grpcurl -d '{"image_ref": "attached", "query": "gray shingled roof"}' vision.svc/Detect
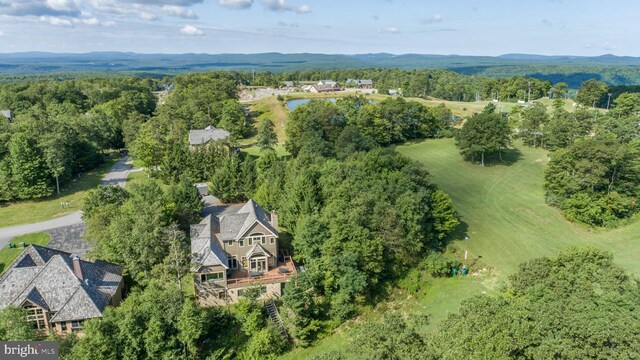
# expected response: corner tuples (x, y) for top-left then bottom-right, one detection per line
(188, 126), (230, 145)
(191, 215), (228, 270)
(0, 245), (123, 323)
(191, 199), (277, 270)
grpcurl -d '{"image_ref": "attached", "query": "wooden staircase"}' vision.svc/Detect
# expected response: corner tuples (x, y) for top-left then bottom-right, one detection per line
(265, 300), (288, 339)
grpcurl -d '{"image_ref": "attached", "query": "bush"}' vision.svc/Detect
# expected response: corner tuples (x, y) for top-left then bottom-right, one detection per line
(419, 252), (461, 277)
(397, 268), (423, 295)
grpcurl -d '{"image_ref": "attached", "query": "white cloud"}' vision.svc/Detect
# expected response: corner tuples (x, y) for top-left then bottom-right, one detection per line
(162, 5), (197, 18)
(218, 0), (253, 9)
(39, 15), (73, 26)
(0, 31), (3, 36)
(263, 0), (310, 14)
(180, 24), (203, 35)
(378, 27), (399, 34)
(422, 14), (443, 24)
(138, 11), (158, 21)
(46, 0), (81, 11)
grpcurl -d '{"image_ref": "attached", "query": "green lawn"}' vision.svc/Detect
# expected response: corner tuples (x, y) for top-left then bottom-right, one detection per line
(0, 232), (50, 274)
(0, 158), (117, 228)
(397, 138), (640, 278)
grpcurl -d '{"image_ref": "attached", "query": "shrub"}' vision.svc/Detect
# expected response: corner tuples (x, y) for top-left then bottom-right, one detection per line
(419, 252), (462, 277)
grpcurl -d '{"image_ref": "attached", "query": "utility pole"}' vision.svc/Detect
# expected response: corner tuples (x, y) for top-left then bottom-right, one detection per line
(607, 93), (612, 110)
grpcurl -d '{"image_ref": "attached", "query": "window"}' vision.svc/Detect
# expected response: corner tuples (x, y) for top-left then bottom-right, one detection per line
(270, 237), (275, 244)
(24, 304), (47, 330)
(224, 240), (233, 246)
(247, 234), (265, 247)
(239, 239), (244, 247)
(200, 272), (224, 282)
(237, 289), (244, 297)
(71, 320), (84, 333)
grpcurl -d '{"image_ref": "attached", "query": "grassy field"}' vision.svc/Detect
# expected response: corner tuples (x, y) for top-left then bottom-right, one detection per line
(397, 138), (640, 278)
(0, 232), (49, 273)
(0, 158), (117, 228)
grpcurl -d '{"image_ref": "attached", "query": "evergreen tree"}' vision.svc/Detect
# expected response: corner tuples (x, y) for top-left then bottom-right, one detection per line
(256, 117), (278, 151)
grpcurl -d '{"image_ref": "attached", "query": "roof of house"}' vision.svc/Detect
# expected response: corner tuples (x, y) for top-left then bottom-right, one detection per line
(346, 79), (373, 86)
(188, 126), (231, 145)
(191, 199), (278, 269)
(0, 245), (123, 322)
(1, 110), (11, 119)
(245, 243), (273, 259)
(191, 215), (229, 269)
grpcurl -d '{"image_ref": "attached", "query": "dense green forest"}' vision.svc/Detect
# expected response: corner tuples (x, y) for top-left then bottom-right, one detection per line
(0, 78), (157, 201)
(2, 52), (640, 88)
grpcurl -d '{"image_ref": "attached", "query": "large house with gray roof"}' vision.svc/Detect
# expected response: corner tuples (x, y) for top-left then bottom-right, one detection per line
(0, 245), (124, 336)
(188, 125), (231, 149)
(191, 199), (296, 306)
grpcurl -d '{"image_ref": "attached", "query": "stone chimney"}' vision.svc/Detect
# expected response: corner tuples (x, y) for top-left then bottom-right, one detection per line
(72, 256), (83, 281)
(271, 210), (279, 231)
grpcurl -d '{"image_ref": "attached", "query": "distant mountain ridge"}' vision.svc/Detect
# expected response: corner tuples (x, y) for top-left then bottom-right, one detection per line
(0, 52), (639, 87)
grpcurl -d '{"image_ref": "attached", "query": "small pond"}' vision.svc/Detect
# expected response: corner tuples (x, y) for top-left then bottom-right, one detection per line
(286, 98), (337, 111)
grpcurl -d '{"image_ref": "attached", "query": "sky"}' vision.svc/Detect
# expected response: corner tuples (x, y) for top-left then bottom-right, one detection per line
(0, 0), (638, 55)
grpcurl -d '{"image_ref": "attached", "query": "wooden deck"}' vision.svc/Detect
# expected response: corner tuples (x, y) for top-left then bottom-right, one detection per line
(226, 256), (297, 288)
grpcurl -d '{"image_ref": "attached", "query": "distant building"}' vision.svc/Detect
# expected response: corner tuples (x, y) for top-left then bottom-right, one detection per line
(0, 245), (124, 336)
(1, 110), (12, 122)
(191, 199), (296, 306)
(188, 125), (231, 149)
(310, 80), (341, 93)
(346, 79), (373, 89)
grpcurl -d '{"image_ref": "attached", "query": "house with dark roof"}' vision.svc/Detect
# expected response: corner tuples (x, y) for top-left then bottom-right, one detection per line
(191, 199), (296, 306)
(188, 125), (231, 149)
(346, 79), (374, 89)
(0, 245), (124, 336)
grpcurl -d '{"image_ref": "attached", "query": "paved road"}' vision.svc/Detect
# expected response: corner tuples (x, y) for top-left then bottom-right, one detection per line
(0, 156), (138, 246)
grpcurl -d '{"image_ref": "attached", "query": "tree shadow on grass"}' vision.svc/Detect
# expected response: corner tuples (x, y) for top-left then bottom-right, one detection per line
(439, 219), (470, 250)
(467, 147), (523, 167)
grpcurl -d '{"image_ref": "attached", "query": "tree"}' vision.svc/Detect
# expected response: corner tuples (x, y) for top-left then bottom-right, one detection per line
(132, 121), (165, 175)
(550, 82), (568, 98)
(82, 185), (129, 221)
(455, 109), (512, 166)
(218, 99), (247, 139)
(256, 117), (278, 151)
(8, 132), (52, 199)
(577, 79), (608, 108)
(612, 92), (640, 117)
(433, 248), (640, 359)
(544, 135), (639, 226)
(349, 314), (433, 360)
(0, 306), (38, 341)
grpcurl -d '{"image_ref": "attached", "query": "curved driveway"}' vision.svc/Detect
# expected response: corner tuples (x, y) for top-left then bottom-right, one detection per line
(0, 157), (139, 246)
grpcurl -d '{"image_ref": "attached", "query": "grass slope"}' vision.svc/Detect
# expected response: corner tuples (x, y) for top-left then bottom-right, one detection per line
(0, 232), (49, 273)
(0, 157), (117, 228)
(397, 138), (640, 278)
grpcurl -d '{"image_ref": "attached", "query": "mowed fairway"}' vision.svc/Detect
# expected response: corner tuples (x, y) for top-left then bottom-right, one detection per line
(397, 138), (640, 278)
